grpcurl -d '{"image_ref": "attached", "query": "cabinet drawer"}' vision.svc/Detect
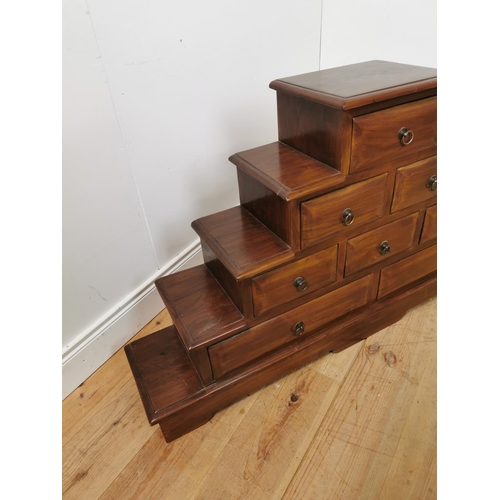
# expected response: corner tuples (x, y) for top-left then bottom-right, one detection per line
(345, 212), (419, 276)
(252, 246), (338, 316)
(301, 174), (388, 248)
(350, 97), (437, 173)
(420, 205), (437, 244)
(378, 245), (437, 298)
(391, 156), (437, 212)
(210, 274), (376, 379)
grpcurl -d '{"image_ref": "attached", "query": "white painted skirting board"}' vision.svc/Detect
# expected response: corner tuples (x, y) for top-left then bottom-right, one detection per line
(62, 239), (203, 399)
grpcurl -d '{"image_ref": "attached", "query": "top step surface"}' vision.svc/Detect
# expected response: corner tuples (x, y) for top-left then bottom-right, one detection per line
(192, 206), (295, 281)
(270, 60), (437, 110)
(229, 142), (345, 201)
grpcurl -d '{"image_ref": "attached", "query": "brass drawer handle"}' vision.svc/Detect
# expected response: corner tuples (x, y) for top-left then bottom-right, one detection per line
(379, 241), (391, 255)
(427, 175), (437, 192)
(342, 208), (355, 226)
(293, 321), (305, 337)
(294, 277), (309, 292)
(398, 127), (414, 146)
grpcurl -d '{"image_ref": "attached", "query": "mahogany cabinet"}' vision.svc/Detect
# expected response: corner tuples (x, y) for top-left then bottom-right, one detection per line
(125, 60), (437, 443)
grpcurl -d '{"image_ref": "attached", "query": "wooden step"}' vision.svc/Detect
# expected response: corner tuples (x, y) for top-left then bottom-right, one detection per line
(126, 276), (437, 441)
(124, 325), (204, 425)
(192, 205), (295, 281)
(229, 142), (345, 201)
(155, 264), (247, 351)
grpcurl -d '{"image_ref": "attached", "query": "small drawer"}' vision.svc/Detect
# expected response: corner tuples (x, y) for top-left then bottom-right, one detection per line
(252, 246), (338, 317)
(378, 245), (437, 299)
(301, 174), (388, 248)
(345, 212), (419, 277)
(391, 156), (437, 212)
(209, 274), (376, 379)
(350, 97), (437, 173)
(420, 205), (437, 244)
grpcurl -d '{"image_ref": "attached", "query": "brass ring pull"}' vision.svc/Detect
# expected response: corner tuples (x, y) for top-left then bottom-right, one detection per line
(379, 241), (391, 255)
(342, 208), (355, 226)
(398, 127), (414, 146)
(427, 175), (437, 192)
(294, 277), (309, 292)
(293, 321), (305, 337)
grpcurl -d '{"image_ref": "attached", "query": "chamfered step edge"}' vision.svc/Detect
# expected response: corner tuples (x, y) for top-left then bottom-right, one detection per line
(155, 264), (247, 352)
(229, 141), (345, 202)
(191, 205), (295, 281)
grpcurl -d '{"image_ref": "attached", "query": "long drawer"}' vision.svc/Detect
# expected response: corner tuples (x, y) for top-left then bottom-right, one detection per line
(301, 174), (388, 248)
(378, 245), (437, 298)
(209, 274), (376, 379)
(252, 246), (338, 316)
(345, 212), (419, 276)
(350, 97), (437, 173)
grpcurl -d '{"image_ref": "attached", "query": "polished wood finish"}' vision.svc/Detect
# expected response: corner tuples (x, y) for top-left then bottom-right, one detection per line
(273, 61), (436, 174)
(200, 240), (254, 317)
(301, 173), (388, 248)
(155, 265), (245, 350)
(124, 61), (437, 443)
(420, 204), (437, 244)
(210, 274), (376, 378)
(230, 142), (344, 201)
(270, 60), (437, 110)
(345, 212), (419, 276)
(192, 205), (294, 281)
(378, 245), (437, 299)
(124, 326), (203, 424)
(351, 97), (437, 172)
(275, 92), (349, 173)
(251, 246), (338, 316)
(237, 169), (296, 249)
(392, 156), (438, 212)
(157, 277), (436, 442)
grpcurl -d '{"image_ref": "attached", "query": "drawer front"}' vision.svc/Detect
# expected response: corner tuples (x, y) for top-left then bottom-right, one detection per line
(391, 156), (437, 212)
(210, 274), (376, 379)
(378, 245), (437, 298)
(350, 97), (437, 173)
(420, 204), (437, 244)
(252, 246), (338, 317)
(301, 174), (388, 248)
(345, 212), (419, 277)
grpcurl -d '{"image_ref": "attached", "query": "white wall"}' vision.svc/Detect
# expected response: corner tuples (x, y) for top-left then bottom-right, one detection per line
(62, 0), (323, 396)
(320, 0), (437, 69)
(62, 0), (436, 397)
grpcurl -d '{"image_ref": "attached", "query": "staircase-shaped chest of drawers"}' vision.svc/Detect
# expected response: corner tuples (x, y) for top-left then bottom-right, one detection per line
(125, 60), (437, 443)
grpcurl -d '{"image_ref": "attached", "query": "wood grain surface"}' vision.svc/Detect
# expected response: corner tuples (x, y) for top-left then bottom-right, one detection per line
(351, 97), (437, 173)
(63, 298), (436, 500)
(391, 156), (438, 213)
(345, 212), (419, 276)
(270, 60), (437, 110)
(192, 205), (294, 280)
(230, 142), (345, 201)
(301, 173), (388, 248)
(378, 245), (437, 299)
(251, 246), (338, 316)
(420, 204), (437, 245)
(209, 274), (376, 379)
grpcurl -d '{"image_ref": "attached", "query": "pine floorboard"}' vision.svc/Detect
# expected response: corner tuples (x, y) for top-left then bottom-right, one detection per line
(62, 297), (437, 500)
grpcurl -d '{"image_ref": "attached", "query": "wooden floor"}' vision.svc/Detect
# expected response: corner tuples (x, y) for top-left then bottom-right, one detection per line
(63, 297), (436, 500)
